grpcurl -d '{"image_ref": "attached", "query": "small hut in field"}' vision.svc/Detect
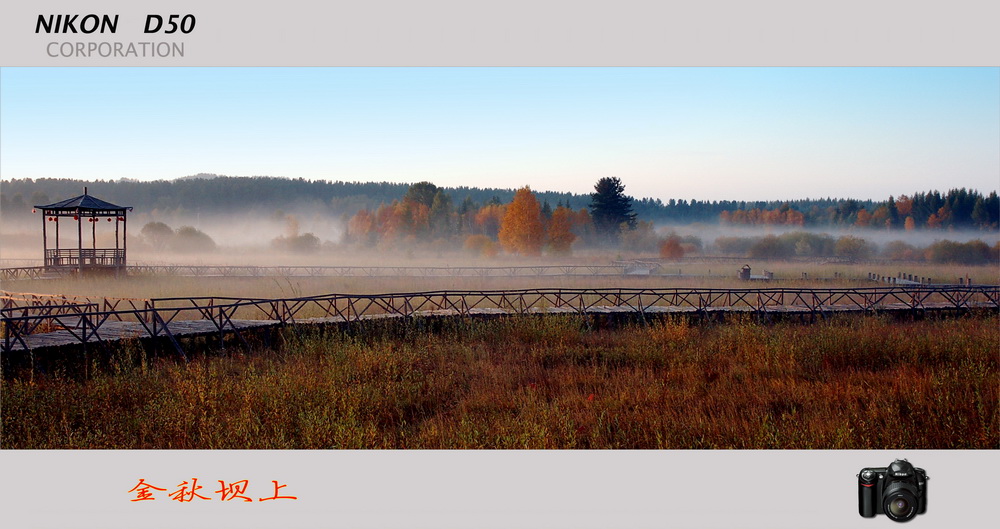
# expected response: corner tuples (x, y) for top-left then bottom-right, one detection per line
(34, 188), (132, 275)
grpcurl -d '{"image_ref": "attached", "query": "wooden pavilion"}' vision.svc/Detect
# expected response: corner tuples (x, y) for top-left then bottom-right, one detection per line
(35, 188), (132, 275)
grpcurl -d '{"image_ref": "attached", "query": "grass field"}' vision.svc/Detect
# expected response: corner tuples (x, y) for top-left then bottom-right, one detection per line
(4, 258), (997, 301)
(3, 312), (996, 449)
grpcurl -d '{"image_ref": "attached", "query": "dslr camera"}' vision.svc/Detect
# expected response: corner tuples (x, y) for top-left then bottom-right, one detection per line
(858, 459), (928, 522)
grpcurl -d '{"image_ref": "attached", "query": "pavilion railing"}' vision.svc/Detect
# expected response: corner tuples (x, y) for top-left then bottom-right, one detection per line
(44, 248), (126, 268)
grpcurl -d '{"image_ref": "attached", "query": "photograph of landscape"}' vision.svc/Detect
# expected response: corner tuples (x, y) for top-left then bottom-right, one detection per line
(1, 67), (997, 450)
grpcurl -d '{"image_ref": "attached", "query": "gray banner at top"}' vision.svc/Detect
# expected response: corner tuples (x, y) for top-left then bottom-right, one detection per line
(2, 0), (999, 66)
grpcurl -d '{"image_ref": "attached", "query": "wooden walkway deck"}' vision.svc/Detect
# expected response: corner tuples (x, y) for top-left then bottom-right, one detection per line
(5, 300), (996, 355)
(9, 319), (280, 351)
(3, 286), (997, 367)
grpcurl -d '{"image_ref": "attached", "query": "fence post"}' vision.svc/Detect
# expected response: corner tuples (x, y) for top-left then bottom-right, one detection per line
(218, 306), (225, 349)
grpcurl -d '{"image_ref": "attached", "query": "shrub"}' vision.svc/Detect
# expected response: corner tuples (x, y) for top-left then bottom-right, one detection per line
(620, 220), (659, 252)
(463, 234), (498, 257)
(748, 235), (793, 259)
(659, 235), (685, 260)
(834, 235), (873, 261)
(782, 232), (836, 257)
(140, 221), (174, 250)
(925, 239), (996, 264)
(271, 233), (321, 253)
(714, 236), (756, 256)
(169, 226), (217, 253)
(882, 240), (919, 260)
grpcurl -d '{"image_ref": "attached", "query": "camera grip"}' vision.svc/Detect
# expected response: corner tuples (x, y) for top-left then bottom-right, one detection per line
(858, 472), (877, 517)
(918, 476), (927, 514)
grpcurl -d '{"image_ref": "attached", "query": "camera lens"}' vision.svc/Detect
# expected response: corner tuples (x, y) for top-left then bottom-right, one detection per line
(888, 497), (910, 517)
(882, 481), (919, 522)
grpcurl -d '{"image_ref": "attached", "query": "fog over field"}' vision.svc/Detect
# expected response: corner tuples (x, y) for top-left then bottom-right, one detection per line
(0, 210), (345, 264)
(669, 223), (1000, 249)
(2, 208), (997, 268)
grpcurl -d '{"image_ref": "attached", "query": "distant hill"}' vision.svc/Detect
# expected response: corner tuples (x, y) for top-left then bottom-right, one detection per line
(175, 173), (221, 181)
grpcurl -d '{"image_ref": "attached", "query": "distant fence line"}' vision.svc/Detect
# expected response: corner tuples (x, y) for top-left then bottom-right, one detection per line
(0, 263), (670, 281)
(3, 286), (998, 359)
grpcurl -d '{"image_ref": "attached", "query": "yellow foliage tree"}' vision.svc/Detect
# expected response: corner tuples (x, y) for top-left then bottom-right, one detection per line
(498, 187), (544, 256)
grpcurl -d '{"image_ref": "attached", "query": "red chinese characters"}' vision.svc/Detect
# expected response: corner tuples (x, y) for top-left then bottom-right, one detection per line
(128, 479), (297, 503)
(127, 479), (167, 502)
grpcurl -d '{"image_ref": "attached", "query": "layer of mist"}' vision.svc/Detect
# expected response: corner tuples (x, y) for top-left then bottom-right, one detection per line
(661, 223), (1000, 249)
(3, 210), (998, 268)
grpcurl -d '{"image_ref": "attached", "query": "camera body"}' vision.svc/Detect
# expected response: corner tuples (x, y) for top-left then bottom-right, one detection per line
(858, 459), (928, 522)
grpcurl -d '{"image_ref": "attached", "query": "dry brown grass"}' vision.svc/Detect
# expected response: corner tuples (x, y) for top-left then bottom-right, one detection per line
(3, 312), (996, 449)
(4, 262), (997, 302)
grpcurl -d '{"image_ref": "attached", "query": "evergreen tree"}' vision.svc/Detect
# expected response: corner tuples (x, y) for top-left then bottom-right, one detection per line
(986, 192), (1000, 228)
(886, 195), (900, 227)
(970, 197), (989, 228)
(540, 200), (553, 222)
(588, 176), (636, 240)
(429, 190), (454, 238)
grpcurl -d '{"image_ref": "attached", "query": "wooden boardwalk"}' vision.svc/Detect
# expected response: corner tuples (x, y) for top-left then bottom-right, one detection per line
(4, 286), (998, 360)
(1, 303), (978, 353)
(10, 319), (280, 351)
(5, 303), (997, 355)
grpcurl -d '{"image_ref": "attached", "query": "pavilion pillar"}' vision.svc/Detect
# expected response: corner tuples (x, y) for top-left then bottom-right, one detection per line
(41, 210), (47, 267)
(77, 210), (83, 273)
(123, 211), (127, 267)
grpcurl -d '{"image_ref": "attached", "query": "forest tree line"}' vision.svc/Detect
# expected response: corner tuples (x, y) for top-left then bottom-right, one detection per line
(719, 189), (999, 231)
(343, 179), (640, 257)
(1, 175), (997, 231)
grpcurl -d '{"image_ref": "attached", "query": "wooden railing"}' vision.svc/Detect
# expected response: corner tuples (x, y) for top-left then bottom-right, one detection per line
(3, 286), (998, 358)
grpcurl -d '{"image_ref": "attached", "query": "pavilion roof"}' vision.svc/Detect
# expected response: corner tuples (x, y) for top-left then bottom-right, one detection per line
(36, 193), (132, 212)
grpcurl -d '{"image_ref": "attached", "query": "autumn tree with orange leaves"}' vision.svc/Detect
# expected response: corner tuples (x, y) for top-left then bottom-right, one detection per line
(546, 206), (577, 255)
(659, 234), (685, 260)
(498, 187), (545, 256)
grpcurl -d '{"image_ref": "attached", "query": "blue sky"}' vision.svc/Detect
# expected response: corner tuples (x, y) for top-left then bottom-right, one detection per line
(1, 67), (997, 202)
